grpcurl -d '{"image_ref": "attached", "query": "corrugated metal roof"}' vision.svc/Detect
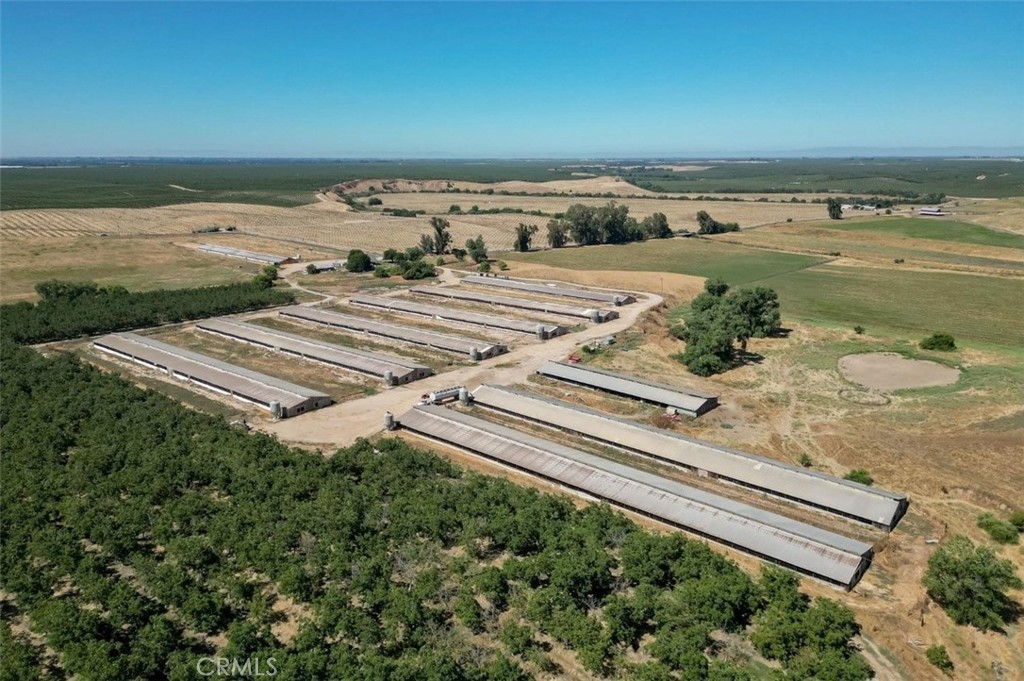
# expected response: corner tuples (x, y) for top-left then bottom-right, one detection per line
(198, 244), (288, 265)
(537, 361), (717, 416)
(463, 275), (635, 305)
(94, 332), (329, 409)
(349, 294), (567, 337)
(196, 318), (431, 383)
(278, 307), (507, 358)
(399, 404), (873, 588)
(472, 384), (909, 530)
(410, 285), (618, 322)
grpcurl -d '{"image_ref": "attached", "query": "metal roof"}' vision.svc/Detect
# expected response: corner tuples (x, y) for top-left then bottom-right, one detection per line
(536, 361), (717, 416)
(410, 285), (618, 322)
(399, 404), (873, 588)
(349, 294), (567, 337)
(463, 275), (635, 306)
(94, 333), (329, 409)
(472, 384), (909, 530)
(198, 243), (288, 265)
(196, 318), (431, 384)
(279, 307), (507, 358)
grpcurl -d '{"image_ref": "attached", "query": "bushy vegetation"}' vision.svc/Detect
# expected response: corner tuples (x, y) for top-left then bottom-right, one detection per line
(0, 277), (294, 345)
(696, 211), (739, 234)
(976, 513), (1020, 544)
(0, 341), (873, 679)
(827, 197), (843, 220)
(923, 535), (1023, 631)
(672, 278), (781, 376)
(925, 644), (954, 676)
(380, 247), (437, 280)
(920, 333), (956, 351)
(466, 235), (489, 263)
(843, 469), (874, 486)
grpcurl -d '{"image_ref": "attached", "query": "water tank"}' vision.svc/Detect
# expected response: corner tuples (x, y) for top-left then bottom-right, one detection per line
(458, 387), (471, 405)
(536, 324), (546, 340)
(383, 411), (396, 431)
(469, 347), (481, 361)
(383, 370), (395, 386)
(270, 401), (283, 419)
(587, 309), (601, 323)
(428, 386), (464, 404)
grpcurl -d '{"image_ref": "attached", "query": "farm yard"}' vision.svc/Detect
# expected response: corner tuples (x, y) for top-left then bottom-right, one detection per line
(3, 162), (1023, 681)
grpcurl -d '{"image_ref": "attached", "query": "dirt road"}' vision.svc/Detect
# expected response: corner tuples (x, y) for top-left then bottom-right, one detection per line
(258, 289), (663, 448)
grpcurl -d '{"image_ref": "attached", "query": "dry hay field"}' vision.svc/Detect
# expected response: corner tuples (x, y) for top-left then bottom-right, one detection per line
(953, 196), (1024, 234)
(333, 174), (658, 196)
(578, 312), (1024, 679)
(376, 192), (834, 231)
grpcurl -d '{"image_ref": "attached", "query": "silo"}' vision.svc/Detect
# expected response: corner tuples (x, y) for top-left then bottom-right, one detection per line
(270, 401), (283, 419)
(383, 411), (396, 431)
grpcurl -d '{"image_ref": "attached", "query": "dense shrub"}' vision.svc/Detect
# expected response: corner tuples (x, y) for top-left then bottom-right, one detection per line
(920, 333), (957, 351)
(843, 469), (874, 486)
(977, 513), (1020, 544)
(926, 644), (954, 675)
(345, 249), (373, 272)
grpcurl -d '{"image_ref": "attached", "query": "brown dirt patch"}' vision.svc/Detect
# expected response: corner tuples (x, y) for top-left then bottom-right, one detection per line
(838, 353), (960, 391)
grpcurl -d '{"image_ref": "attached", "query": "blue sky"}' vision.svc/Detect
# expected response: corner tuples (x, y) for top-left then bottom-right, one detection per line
(2, 2), (1022, 158)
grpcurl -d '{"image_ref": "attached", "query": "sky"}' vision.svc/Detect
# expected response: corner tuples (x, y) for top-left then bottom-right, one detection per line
(1, 2), (1022, 158)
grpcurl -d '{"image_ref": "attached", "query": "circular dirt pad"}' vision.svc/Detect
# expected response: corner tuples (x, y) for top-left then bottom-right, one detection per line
(839, 352), (960, 391)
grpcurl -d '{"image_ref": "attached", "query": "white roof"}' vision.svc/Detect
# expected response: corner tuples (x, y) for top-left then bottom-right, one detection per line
(349, 294), (566, 336)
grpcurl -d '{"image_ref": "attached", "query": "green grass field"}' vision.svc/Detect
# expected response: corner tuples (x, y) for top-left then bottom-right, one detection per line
(821, 217), (1024, 249)
(767, 264), (1023, 347)
(506, 238), (828, 285)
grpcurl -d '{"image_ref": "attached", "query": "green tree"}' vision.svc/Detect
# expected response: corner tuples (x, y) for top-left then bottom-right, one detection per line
(696, 211), (739, 234)
(512, 223), (538, 252)
(454, 590), (484, 633)
(419, 233), (435, 255)
(466, 235), (488, 263)
(923, 535), (1023, 630)
(305, 263), (318, 275)
(827, 198), (843, 220)
(345, 249), (373, 273)
(641, 212), (672, 239)
(546, 220), (568, 248)
(564, 204), (601, 245)
(367, 196), (383, 206)
(430, 217), (452, 254)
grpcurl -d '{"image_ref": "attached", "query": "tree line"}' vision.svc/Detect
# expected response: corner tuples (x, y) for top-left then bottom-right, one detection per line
(1, 340), (875, 680)
(0, 273), (294, 345)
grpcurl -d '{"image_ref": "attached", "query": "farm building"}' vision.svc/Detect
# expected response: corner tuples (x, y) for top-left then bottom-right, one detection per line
(536, 360), (718, 417)
(198, 243), (296, 265)
(93, 333), (330, 418)
(305, 260), (343, 273)
(471, 384), (909, 530)
(409, 285), (619, 322)
(279, 307), (507, 359)
(463, 274), (635, 306)
(196, 318), (432, 385)
(349, 294), (567, 339)
(397, 404), (874, 589)
(918, 207), (948, 216)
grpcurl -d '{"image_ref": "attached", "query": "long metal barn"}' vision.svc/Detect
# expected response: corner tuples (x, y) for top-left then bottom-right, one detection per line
(94, 333), (330, 418)
(349, 294), (567, 339)
(397, 404), (874, 589)
(462, 275), (635, 306)
(471, 384), (909, 530)
(279, 307), (508, 360)
(409, 285), (619, 322)
(196, 318), (432, 385)
(537, 360), (718, 417)
(198, 244), (292, 265)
